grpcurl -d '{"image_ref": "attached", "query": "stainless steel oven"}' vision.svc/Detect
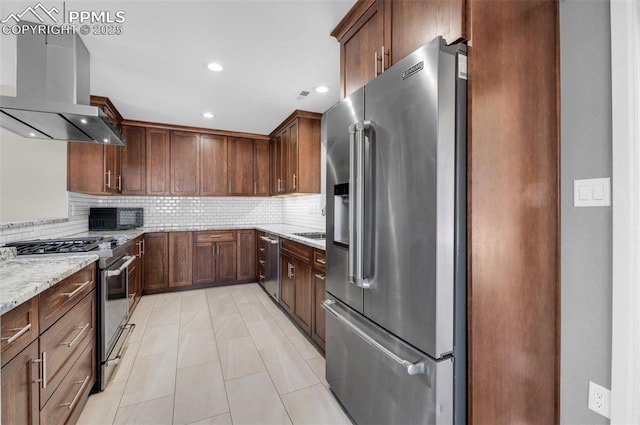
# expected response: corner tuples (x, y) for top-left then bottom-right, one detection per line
(98, 251), (136, 390)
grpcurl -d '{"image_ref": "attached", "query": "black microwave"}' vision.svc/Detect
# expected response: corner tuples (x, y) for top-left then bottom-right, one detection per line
(89, 208), (143, 230)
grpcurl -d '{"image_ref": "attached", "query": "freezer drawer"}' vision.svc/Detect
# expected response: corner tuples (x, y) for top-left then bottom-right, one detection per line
(324, 297), (453, 425)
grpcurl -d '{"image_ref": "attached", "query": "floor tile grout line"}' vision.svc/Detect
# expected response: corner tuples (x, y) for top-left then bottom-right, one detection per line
(206, 287), (235, 423)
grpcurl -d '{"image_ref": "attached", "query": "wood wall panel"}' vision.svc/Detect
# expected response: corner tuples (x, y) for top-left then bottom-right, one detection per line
(467, 1), (559, 424)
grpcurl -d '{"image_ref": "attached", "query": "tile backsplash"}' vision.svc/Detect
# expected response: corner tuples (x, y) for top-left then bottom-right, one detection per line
(0, 192), (325, 245)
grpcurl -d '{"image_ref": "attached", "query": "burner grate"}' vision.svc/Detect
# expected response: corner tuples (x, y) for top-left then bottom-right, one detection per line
(5, 237), (104, 255)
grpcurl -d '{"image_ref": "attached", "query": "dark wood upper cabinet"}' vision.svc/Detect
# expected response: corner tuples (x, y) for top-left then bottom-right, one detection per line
(67, 143), (106, 195)
(143, 233), (168, 292)
(254, 140), (270, 196)
(68, 96), (123, 195)
(121, 125), (146, 195)
(270, 111), (321, 195)
(335, 0), (385, 97)
(228, 137), (255, 196)
(170, 131), (200, 196)
(168, 232), (193, 287)
(200, 134), (228, 196)
(146, 128), (171, 196)
(332, 0), (466, 97)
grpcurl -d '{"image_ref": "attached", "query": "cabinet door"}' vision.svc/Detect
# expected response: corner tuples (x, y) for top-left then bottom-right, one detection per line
(193, 243), (216, 284)
(67, 143), (105, 194)
(280, 256), (295, 315)
(387, 0), (465, 66)
(254, 140), (270, 196)
(169, 232), (193, 287)
(236, 230), (256, 281)
(170, 131), (200, 195)
(287, 121), (299, 193)
(200, 134), (228, 196)
(121, 126), (147, 195)
(270, 139), (279, 195)
(104, 144), (119, 193)
(217, 241), (237, 283)
(341, 0), (385, 97)
(293, 260), (312, 334)
(228, 137), (254, 195)
(279, 129), (289, 193)
(312, 271), (326, 349)
(1, 339), (39, 425)
(146, 128), (171, 195)
(144, 233), (168, 291)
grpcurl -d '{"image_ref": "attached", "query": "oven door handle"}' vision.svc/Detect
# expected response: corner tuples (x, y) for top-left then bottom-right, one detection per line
(105, 256), (136, 277)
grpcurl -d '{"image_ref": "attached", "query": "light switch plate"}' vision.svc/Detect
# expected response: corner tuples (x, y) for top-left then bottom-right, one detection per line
(574, 178), (610, 207)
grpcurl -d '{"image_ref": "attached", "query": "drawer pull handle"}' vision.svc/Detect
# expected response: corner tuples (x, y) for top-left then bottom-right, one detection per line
(32, 351), (47, 388)
(316, 258), (326, 265)
(128, 265), (136, 274)
(259, 260), (265, 265)
(2, 323), (32, 344)
(61, 280), (91, 298)
(259, 274), (266, 279)
(61, 323), (90, 348)
(259, 248), (265, 252)
(314, 273), (326, 280)
(129, 293), (136, 300)
(60, 375), (90, 410)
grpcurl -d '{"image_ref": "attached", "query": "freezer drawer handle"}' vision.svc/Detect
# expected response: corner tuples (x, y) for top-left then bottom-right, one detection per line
(321, 299), (426, 376)
(348, 121), (371, 289)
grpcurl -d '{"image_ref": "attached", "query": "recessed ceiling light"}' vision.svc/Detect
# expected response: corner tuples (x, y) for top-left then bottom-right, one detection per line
(80, 118), (87, 124)
(206, 62), (223, 72)
(29, 132), (36, 137)
(202, 112), (214, 119)
(315, 85), (330, 94)
(103, 138), (109, 143)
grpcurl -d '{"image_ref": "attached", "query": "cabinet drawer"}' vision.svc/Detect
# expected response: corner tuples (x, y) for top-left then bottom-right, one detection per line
(195, 231), (236, 243)
(313, 249), (326, 272)
(40, 341), (94, 425)
(1, 297), (39, 367)
(39, 291), (95, 408)
(39, 263), (96, 331)
(281, 239), (312, 263)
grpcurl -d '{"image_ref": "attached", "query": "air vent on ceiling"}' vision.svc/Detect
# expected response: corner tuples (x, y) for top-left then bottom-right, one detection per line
(294, 90), (310, 101)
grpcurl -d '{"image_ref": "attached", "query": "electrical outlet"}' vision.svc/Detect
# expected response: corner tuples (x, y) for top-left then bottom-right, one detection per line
(588, 381), (611, 418)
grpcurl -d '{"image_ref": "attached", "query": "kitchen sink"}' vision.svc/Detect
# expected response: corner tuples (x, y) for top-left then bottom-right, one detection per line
(293, 232), (326, 240)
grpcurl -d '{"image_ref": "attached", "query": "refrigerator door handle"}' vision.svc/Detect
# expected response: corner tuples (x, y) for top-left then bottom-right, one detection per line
(348, 120), (371, 289)
(322, 299), (426, 376)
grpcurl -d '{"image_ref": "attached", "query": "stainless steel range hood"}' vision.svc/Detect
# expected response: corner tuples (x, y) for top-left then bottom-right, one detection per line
(0, 28), (125, 146)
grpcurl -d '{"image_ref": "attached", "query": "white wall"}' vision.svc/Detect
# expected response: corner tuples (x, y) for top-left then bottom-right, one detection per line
(0, 126), (68, 222)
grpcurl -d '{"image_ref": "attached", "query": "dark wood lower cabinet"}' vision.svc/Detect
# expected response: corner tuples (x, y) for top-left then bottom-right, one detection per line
(293, 261), (312, 334)
(236, 230), (256, 281)
(193, 242), (217, 284)
(144, 233), (169, 292)
(169, 232), (193, 287)
(217, 241), (237, 283)
(1, 339), (39, 425)
(280, 255), (295, 315)
(311, 271), (326, 350)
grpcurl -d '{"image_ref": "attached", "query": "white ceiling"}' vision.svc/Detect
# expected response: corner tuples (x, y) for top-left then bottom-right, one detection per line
(0, 0), (355, 135)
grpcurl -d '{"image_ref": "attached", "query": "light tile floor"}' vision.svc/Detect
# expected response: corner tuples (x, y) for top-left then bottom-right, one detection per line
(77, 283), (351, 425)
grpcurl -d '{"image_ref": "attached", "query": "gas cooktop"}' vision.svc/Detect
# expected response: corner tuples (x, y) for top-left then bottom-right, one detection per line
(5, 237), (108, 255)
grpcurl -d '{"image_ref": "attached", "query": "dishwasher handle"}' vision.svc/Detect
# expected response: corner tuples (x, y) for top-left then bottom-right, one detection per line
(260, 236), (279, 244)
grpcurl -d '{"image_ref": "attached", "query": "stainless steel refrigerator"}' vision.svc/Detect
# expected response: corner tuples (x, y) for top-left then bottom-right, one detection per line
(322, 37), (467, 425)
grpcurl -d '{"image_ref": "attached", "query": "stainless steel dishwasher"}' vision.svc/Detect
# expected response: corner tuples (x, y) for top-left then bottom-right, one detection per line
(259, 233), (280, 301)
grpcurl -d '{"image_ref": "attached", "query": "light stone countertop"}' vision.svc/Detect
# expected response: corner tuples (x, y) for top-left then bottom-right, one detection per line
(0, 253), (99, 315)
(0, 217), (68, 230)
(74, 224), (326, 250)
